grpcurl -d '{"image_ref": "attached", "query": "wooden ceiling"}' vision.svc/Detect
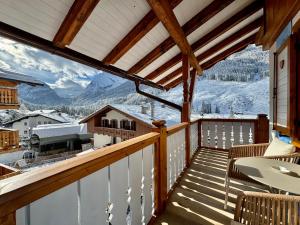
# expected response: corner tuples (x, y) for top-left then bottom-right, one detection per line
(0, 0), (265, 90)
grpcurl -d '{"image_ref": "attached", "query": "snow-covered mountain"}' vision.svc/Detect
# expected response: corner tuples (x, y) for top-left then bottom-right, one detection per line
(19, 83), (69, 105)
(48, 77), (85, 98)
(74, 72), (126, 104)
(18, 44), (270, 115)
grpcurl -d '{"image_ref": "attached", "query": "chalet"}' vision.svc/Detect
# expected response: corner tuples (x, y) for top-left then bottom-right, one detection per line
(81, 104), (178, 148)
(3, 110), (72, 139)
(0, 1), (300, 225)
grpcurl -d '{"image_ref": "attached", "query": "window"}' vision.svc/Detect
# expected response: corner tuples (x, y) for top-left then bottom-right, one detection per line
(24, 130), (28, 134)
(38, 121), (41, 125)
(24, 122), (27, 126)
(48, 121), (52, 124)
(110, 119), (118, 128)
(44, 121), (47, 124)
(120, 119), (130, 130)
(131, 121), (136, 131)
(102, 119), (109, 127)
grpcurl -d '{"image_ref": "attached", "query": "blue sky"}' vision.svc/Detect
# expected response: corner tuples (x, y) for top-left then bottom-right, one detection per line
(0, 36), (104, 88)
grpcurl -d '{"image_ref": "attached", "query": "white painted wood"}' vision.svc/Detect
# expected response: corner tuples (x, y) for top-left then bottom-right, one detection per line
(16, 207), (25, 225)
(202, 121), (210, 147)
(0, 0), (73, 40)
(80, 167), (108, 225)
(233, 122), (241, 145)
(190, 122), (198, 157)
(129, 150), (143, 225)
(30, 182), (78, 225)
(276, 46), (289, 128)
(216, 122), (224, 149)
(142, 145), (154, 224)
(110, 157), (128, 225)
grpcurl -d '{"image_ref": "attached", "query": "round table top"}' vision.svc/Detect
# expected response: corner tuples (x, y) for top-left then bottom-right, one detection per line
(235, 157), (300, 195)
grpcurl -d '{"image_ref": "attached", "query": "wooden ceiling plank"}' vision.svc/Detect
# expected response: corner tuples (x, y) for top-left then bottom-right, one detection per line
(102, 0), (182, 65)
(147, 0), (263, 81)
(53, 0), (101, 48)
(165, 33), (257, 89)
(146, 0), (202, 74)
(130, 0), (234, 74)
(157, 17), (262, 85)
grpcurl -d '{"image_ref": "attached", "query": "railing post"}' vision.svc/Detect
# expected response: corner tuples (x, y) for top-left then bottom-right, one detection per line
(152, 120), (167, 215)
(255, 114), (269, 143)
(198, 120), (201, 149)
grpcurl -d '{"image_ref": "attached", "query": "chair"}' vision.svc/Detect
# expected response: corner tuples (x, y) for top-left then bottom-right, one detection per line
(233, 191), (300, 224)
(224, 143), (300, 209)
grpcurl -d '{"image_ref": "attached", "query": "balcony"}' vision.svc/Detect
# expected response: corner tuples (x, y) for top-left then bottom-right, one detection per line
(0, 88), (19, 110)
(0, 115), (275, 225)
(93, 126), (136, 140)
(0, 129), (19, 153)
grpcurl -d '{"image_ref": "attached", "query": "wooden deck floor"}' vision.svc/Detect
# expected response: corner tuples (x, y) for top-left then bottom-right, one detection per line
(153, 148), (267, 225)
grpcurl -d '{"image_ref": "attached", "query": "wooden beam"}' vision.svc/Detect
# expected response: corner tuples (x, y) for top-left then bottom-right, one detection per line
(146, 0), (202, 74)
(0, 22), (164, 90)
(189, 69), (197, 103)
(165, 33), (257, 89)
(130, 0), (234, 74)
(145, 0), (263, 80)
(102, 0), (182, 65)
(53, 0), (100, 48)
(158, 18), (262, 85)
(201, 33), (257, 70)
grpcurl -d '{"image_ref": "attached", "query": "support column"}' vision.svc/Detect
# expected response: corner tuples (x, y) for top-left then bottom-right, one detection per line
(152, 120), (167, 215)
(181, 54), (191, 167)
(255, 114), (269, 143)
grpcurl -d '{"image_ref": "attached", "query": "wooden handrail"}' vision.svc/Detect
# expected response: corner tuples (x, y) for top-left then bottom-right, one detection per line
(0, 132), (160, 217)
(191, 118), (257, 123)
(167, 122), (188, 135)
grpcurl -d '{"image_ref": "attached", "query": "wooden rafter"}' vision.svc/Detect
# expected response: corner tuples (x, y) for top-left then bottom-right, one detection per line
(146, 0), (202, 74)
(102, 0), (182, 65)
(147, 0), (263, 81)
(129, 0), (234, 74)
(165, 33), (257, 89)
(53, 0), (100, 48)
(157, 17), (262, 85)
(0, 21), (163, 90)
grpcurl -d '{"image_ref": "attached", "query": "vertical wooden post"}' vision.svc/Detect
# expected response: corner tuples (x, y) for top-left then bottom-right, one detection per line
(0, 212), (16, 225)
(198, 120), (201, 149)
(255, 114), (269, 143)
(181, 54), (191, 167)
(152, 120), (167, 215)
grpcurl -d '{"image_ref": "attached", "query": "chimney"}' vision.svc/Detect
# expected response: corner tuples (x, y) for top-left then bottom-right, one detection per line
(150, 101), (155, 120)
(141, 105), (148, 114)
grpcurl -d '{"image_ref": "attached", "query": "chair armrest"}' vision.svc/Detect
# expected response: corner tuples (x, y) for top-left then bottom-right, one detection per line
(234, 191), (300, 223)
(228, 143), (269, 159)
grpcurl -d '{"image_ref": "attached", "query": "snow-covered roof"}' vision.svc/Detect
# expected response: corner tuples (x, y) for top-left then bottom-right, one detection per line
(0, 68), (43, 86)
(32, 123), (87, 138)
(3, 111), (73, 125)
(81, 104), (180, 127)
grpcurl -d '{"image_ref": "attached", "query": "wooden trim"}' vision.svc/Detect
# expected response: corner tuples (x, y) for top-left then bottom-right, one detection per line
(103, 0), (182, 65)
(53, 0), (101, 48)
(150, 0), (263, 82)
(0, 212), (16, 225)
(129, 0), (233, 75)
(0, 132), (159, 217)
(157, 18), (262, 86)
(164, 33), (257, 89)
(189, 69), (197, 103)
(167, 122), (188, 135)
(0, 22), (164, 90)
(146, 0), (202, 74)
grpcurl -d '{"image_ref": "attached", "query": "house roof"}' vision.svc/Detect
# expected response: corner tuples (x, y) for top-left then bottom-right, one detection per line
(3, 112), (71, 125)
(0, 0), (266, 90)
(80, 104), (179, 127)
(0, 68), (44, 86)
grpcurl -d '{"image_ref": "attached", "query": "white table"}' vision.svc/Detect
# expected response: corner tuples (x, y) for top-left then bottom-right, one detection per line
(235, 157), (300, 195)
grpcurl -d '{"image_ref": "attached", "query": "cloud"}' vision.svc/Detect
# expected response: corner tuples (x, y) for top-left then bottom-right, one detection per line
(0, 36), (101, 85)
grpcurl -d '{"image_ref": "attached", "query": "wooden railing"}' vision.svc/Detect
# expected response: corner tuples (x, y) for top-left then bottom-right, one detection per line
(195, 114), (269, 151)
(0, 87), (19, 109)
(0, 115), (269, 225)
(0, 129), (19, 152)
(93, 126), (136, 140)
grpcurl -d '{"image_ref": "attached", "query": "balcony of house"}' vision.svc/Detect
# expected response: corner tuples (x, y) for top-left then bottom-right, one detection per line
(2, 114), (297, 225)
(91, 118), (138, 140)
(0, 128), (19, 153)
(0, 87), (19, 110)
